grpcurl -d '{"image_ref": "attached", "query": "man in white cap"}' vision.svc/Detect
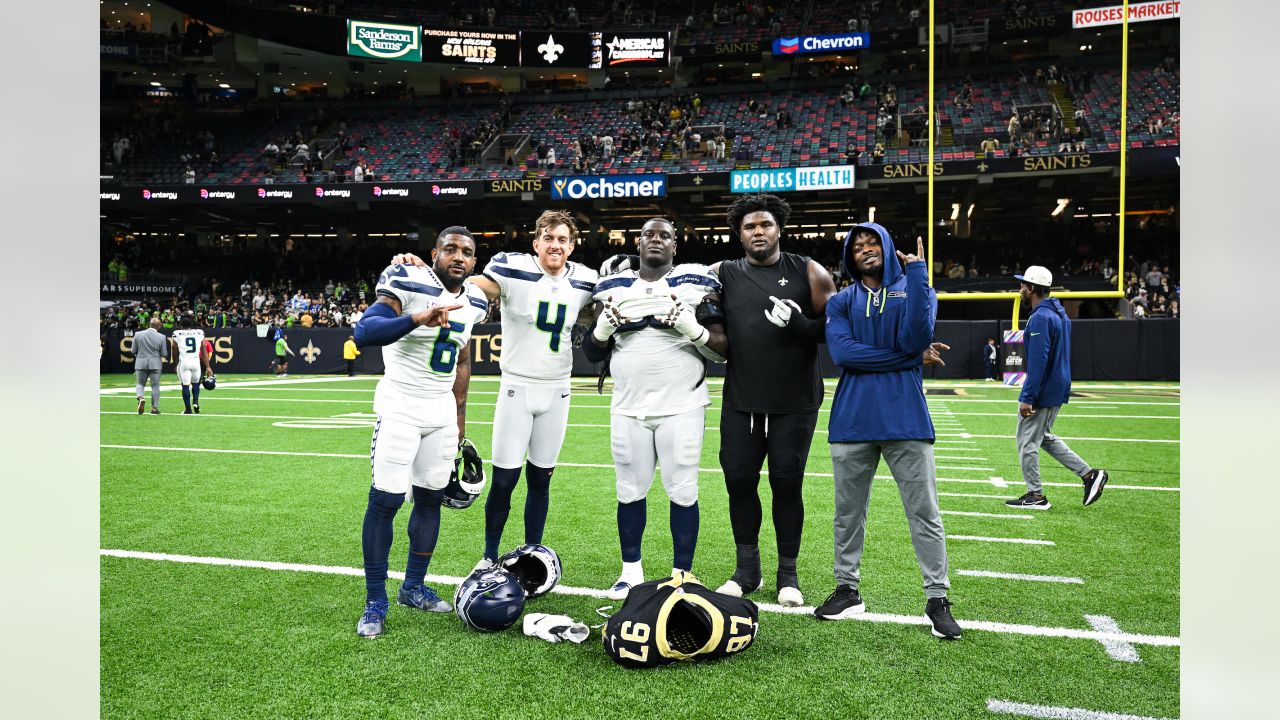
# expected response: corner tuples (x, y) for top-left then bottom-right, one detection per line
(1006, 265), (1109, 509)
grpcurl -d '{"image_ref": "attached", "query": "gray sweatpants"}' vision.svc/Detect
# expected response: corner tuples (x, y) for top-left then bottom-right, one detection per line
(830, 441), (950, 599)
(135, 369), (161, 409)
(1017, 405), (1092, 493)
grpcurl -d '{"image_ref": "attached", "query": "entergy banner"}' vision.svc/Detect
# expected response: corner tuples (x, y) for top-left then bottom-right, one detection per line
(1071, 1), (1180, 28)
(347, 19), (422, 62)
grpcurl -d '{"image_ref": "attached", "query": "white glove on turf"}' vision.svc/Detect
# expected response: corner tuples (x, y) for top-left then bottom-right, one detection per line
(523, 613), (590, 644)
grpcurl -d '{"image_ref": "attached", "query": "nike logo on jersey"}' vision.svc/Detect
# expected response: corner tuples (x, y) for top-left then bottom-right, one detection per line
(560, 393), (570, 398)
(1030, 332), (1041, 336)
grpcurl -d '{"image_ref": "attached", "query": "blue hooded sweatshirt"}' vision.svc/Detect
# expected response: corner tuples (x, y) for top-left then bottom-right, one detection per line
(1019, 296), (1072, 408)
(825, 223), (936, 443)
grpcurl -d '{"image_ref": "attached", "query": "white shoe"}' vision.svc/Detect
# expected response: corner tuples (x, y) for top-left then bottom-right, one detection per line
(472, 557), (497, 573)
(607, 567), (644, 601)
(716, 578), (763, 597)
(777, 586), (804, 607)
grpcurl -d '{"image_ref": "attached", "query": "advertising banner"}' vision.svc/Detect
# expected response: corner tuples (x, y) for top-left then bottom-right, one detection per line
(100, 41), (137, 61)
(486, 178), (545, 196)
(771, 32), (869, 57)
(1001, 329), (1026, 386)
(421, 26), (520, 66)
(601, 31), (671, 67)
(730, 166), (855, 193)
(678, 40), (762, 64)
(346, 19), (422, 62)
(1071, 1), (1180, 29)
(549, 174), (667, 200)
(101, 283), (185, 297)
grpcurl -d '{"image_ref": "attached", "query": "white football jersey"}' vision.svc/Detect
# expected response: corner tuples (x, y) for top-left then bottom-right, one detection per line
(483, 252), (598, 385)
(171, 329), (205, 362)
(594, 263), (721, 418)
(373, 263), (489, 409)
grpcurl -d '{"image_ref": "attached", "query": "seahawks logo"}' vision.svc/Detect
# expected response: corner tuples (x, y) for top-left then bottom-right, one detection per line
(888, 291), (907, 298)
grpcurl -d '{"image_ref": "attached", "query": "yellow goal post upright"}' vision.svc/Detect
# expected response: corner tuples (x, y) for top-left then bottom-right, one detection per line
(926, 0), (1129, 331)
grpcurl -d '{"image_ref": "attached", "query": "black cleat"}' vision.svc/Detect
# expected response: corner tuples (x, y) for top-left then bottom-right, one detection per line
(925, 597), (962, 639)
(814, 585), (866, 620)
(1004, 492), (1051, 509)
(1082, 469), (1108, 506)
(193, 403), (201, 414)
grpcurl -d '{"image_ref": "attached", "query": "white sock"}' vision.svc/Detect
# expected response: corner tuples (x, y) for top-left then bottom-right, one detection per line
(620, 560), (644, 582)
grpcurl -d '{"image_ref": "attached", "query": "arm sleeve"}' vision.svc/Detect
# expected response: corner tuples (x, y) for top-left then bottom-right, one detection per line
(354, 301), (416, 347)
(1018, 315), (1050, 406)
(785, 311), (826, 342)
(895, 262), (936, 356)
(582, 336), (610, 363)
(825, 294), (919, 371)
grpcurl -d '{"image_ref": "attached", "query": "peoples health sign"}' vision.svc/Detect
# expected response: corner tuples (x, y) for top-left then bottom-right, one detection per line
(730, 166), (856, 193)
(347, 20), (422, 62)
(550, 174), (667, 200)
(772, 32), (869, 56)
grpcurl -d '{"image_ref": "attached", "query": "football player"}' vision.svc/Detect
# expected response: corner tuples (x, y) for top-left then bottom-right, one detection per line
(353, 227), (489, 638)
(393, 210), (599, 571)
(170, 314), (212, 414)
(585, 218), (727, 599)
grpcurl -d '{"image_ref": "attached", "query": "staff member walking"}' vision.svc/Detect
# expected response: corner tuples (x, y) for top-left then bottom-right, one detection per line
(1005, 266), (1109, 509)
(133, 317), (169, 415)
(983, 338), (999, 380)
(344, 334), (361, 376)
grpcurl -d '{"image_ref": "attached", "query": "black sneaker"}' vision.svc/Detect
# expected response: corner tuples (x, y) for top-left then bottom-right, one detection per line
(137, 398), (145, 415)
(925, 597), (962, 639)
(814, 585), (865, 620)
(1082, 469), (1108, 506)
(193, 403), (201, 414)
(1004, 492), (1051, 509)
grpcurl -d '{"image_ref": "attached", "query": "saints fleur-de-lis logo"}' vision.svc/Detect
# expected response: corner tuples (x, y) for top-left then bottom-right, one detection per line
(538, 34), (564, 63)
(300, 340), (322, 364)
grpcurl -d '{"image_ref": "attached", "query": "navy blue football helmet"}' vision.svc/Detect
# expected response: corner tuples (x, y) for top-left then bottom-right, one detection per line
(453, 567), (526, 632)
(443, 438), (485, 510)
(201, 374), (216, 391)
(498, 544), (562, 599)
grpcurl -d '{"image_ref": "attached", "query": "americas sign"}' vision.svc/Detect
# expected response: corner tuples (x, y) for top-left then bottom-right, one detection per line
(550, 174), (667, 200)
(772, 32), (869, 56)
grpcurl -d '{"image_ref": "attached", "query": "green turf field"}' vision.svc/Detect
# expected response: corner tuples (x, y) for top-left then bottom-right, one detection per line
(100, 373), (1179, 720)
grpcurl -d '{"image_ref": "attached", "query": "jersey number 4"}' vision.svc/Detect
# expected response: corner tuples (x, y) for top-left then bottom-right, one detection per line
(535, 301), (568, 352)
(430, 321), (466, 373)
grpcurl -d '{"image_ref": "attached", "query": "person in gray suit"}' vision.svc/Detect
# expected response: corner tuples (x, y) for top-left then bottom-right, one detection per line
(133, 317), (169, 415)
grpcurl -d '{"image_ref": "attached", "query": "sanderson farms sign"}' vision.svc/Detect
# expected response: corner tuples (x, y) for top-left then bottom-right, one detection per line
(347, 20), (422, 62)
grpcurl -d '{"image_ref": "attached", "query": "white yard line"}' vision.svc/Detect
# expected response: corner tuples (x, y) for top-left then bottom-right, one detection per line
(945, 413), (1178, 421)
(941, 510), (1034, 520)
(100, 376), (367, 394)
(950, 535), (1055, 546)
(1084, 615), (1142, 662)
(99, 445), (1180, 492)
(958, 570), (1083, 584)
(986, 699), (1174, 720)
(941, 433), (1178, 444)
(929, 399), (1178, 407)
(939, 491), (1023, 500)
(936, 455), (990, 460)
(98, 548), (1179, 650)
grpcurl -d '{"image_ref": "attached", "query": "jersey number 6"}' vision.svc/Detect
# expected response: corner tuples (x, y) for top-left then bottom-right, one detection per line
(430, 321), (466, 373)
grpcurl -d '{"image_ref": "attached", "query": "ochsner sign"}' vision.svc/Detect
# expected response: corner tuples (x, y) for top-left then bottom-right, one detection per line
(1072, 2), (1180, 28)
(550, 174), (667, 199)
(347, 20), (422, 61)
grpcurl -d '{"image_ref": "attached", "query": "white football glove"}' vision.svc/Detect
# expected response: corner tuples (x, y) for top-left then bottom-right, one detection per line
(614, 294), (676, 321)
(599, 254), (637, 277)
(523, 613), (590, 644)
(764, 295), (803, 328)
(592, 300), (626, 343)
(661, 297), (710, 345)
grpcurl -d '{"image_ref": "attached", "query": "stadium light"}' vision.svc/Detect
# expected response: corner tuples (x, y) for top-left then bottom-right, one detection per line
(1051, 198), (1071, 217)
(950, 203), (960, 221)
(218, 83), (230, 89)
(149, 81), (161, 87)
(967, 203), (975, 218)
(868, 206), (875, 223)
